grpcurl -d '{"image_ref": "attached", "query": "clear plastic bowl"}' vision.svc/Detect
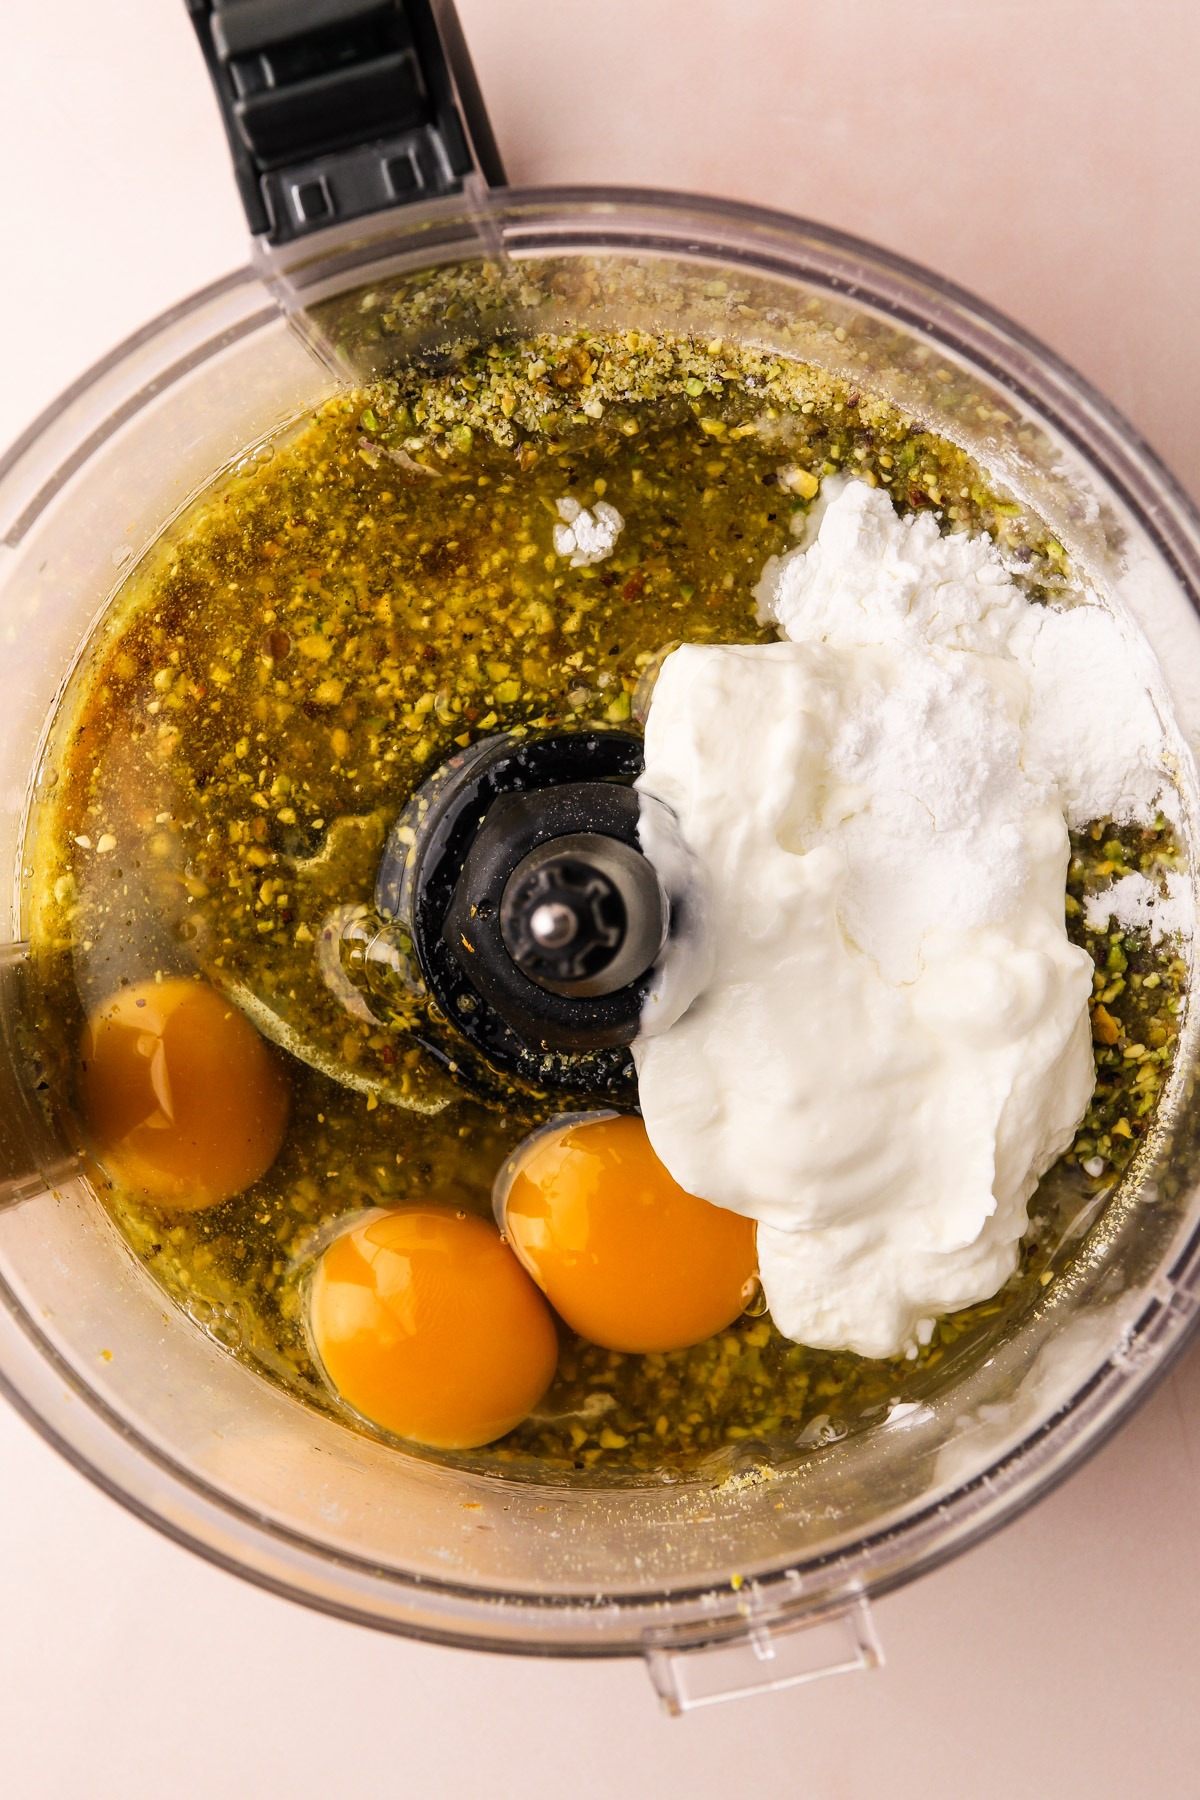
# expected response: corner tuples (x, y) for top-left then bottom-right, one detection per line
(1, 188), (1198, 1708)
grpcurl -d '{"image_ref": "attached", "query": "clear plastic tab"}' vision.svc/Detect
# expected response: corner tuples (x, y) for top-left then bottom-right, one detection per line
(644, 1594), (883, 1715)
(0, 943), (78, 1209)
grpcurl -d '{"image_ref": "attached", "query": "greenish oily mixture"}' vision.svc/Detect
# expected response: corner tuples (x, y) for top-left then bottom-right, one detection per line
(25, 329), (1188, 1479)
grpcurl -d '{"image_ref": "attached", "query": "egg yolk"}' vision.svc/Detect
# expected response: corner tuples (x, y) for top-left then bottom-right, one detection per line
(78, 977), (290, 1210)
(308, 1205), (559, 1449)
(498, 1113), (758, 1354)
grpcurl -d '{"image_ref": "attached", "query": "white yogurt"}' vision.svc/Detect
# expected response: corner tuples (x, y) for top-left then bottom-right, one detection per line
(633, 481), (1175, 1358)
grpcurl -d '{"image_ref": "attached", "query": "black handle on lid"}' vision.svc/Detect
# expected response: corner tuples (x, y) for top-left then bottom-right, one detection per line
(186, 0), (504, 245)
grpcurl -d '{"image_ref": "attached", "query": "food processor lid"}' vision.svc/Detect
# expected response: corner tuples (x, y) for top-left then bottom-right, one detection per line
(186, 0), (505, 247)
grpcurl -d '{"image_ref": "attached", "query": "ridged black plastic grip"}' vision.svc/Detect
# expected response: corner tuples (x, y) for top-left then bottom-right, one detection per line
(185, 0), (504, 244)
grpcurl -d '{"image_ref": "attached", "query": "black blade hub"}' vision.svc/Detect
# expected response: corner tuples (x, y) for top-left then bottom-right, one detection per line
(374, 731), (668, 1094)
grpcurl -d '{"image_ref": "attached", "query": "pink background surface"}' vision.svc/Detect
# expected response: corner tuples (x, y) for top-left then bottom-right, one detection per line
(2, 3), (1199, 1794)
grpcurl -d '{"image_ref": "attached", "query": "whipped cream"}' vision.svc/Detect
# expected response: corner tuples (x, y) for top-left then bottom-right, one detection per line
(633, 481), (1176, 1358)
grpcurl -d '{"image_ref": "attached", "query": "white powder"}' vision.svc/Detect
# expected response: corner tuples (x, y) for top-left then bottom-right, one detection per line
(552, 496), (624, 567)
(635, 480), (1188, 1358)
(1016, 601), (1170, 827)
(1084, 869), (1191, 943)
(751, 479), (1176, 983)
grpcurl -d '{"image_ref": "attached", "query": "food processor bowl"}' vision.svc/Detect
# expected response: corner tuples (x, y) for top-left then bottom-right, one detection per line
(2, 20), (1200, 1713)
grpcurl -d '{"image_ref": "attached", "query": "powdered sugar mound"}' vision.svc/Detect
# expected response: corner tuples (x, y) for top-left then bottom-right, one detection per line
(1084, 869), (1191, 943)
(758, 481), (1172, 825)
(755, 479), (1178, 982)
(1014, 600), (1169, 826)
(756, 477), (1026, 656)
(552, 495), (624, 566)
(821, 645), (1039, 982)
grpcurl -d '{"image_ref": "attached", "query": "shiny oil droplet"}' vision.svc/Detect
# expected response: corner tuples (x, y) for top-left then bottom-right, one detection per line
(740, 1275), (768, 1317)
